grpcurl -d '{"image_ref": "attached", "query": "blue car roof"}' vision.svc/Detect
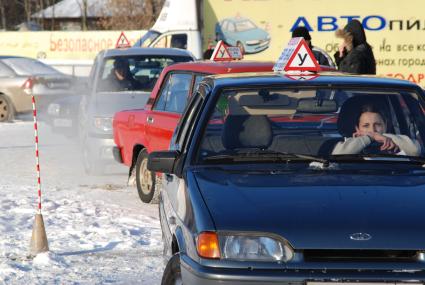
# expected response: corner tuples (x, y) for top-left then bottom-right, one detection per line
(206, 72), (421, 91)
(103, 47), (195, 58)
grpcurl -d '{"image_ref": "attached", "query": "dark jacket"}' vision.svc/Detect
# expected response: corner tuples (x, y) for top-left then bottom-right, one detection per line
(100, 71), (140, 92)
(334, 20), (376, 75)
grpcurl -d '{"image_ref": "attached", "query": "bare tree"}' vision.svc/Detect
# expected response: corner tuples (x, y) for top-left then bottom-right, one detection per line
(16, 0), (36, 26)
(0, 0), (6, 30)
(35, 0), (45, 29)
(51, 0), (55, 30)
(75, 0), (88, 30)
(25, 0), (31, 23)
(1, 0), (29, 30)
(82, 0), (87, 30)
(98, 0), (164, 30)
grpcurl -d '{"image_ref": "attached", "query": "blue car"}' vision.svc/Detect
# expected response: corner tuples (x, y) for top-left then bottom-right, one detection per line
(215, 17), (270, 54)
(149, 72), (425, 284)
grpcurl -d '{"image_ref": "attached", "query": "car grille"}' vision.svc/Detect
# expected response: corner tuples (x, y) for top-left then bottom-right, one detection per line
(303, 250), (420, 262)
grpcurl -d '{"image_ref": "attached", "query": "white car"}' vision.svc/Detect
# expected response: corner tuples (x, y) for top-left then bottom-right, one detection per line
(74, 47), (196, 174)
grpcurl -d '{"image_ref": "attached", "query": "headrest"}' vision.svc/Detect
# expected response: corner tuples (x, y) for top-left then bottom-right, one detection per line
(338, 95), (392, 137)
(222, 115), (272, 150)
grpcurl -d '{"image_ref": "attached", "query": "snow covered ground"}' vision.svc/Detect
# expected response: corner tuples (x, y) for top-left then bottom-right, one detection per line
(0, 115), (164, 284)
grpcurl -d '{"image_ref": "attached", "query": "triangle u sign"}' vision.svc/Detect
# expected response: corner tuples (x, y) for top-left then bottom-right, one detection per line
(115, 31), (131, 49)
(284, 38), (320, 71)
(211, 40), (243, 61)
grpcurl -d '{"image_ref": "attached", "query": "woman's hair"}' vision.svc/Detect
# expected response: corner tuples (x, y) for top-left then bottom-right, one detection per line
(335, 29), (353, 51)
(356, 104), (387, 126)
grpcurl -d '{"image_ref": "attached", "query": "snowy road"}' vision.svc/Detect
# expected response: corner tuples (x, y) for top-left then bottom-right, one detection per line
(0, 116), (164, 284)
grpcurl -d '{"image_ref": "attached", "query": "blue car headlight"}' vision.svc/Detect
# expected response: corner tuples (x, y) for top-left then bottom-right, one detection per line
(246, 40), (261, 45)
(219, 235), (294, 262)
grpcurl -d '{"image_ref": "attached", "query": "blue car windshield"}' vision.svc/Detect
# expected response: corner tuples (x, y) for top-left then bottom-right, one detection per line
(236, 19), (257, 32)
(196, 87), (425, 164)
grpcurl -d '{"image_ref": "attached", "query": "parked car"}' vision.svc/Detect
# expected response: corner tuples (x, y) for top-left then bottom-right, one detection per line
(113, 60), (274, 203)
(0, 56), (75, 122)
(215, 17), (270, 54)
(75, 47), (196, 175)
(148, 71), (425, 284)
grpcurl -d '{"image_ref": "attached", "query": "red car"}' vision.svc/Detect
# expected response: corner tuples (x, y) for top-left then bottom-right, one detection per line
(113, 60), (274, 203)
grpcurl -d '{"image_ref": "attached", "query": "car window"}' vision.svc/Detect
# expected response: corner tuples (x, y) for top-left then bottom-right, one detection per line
(89, 52), (102, 84)
(171, 34), (187, 49)
(154, 73), (192, 113)
(152, 35), (171, 48)
(0, 62), (14, 77)
(96, 55), (193, 93)
(236, 19), (256, 31)
(196, 88), (425, 163)
(154, 74), (172, 111)
(2, 58), (59, 76)
(134, 30), (161, 47)
(227, 22), (236, 32)
(220, 21), (225, 31)
(174, 91), (204, 151)
(193, 75), (205, 91)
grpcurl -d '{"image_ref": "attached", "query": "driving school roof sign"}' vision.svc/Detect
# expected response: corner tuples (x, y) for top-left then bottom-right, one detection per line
(273, 37), (320, 72)
(210, 40), (243, 61)
(115, 32), (131, 49)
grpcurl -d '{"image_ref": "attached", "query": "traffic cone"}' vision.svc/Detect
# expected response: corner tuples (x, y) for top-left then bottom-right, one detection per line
(29, 213), (49, 257)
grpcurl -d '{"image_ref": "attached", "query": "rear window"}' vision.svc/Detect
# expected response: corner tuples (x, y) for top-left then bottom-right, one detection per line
(2, 58), (59, 76)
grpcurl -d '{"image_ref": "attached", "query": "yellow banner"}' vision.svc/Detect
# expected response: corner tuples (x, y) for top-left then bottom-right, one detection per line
(0, 31), (145, 60)
(205, 0), (425, 86)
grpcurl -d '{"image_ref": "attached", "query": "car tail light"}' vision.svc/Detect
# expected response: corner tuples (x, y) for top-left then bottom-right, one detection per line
(22, 77), (35, 95)
(196, 232), (221, 259)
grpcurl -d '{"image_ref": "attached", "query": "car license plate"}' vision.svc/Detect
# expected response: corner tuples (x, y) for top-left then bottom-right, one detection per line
(53, 118), (72, 127)
(47, 82), (70, 89)
(308, 283), (422, 285)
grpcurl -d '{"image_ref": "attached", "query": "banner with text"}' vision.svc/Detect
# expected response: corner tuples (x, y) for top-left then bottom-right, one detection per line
(205, 0), (425, 86)
(0, 31), (146, 60)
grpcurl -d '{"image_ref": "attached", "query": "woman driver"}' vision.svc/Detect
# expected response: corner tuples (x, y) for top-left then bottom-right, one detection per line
(332, 104), (421, 156)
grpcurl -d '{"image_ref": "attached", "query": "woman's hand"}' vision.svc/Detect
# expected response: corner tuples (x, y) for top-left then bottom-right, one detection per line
(353, 131), (399, 153)
(338, 41), (347, 57)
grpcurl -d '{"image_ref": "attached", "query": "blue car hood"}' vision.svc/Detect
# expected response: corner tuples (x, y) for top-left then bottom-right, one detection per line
(193, 167), (425, 250)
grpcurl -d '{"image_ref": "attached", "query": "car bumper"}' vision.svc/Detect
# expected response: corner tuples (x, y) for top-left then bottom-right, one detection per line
(112, 146), (123, 163)
(35, 93), (74, 113)
(181, 255), (425, 285)
(86, 133), (115, 162)
(244, 40), (270, 54)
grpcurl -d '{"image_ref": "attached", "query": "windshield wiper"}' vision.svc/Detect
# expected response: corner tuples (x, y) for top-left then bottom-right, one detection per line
(203, 150), (329, 165)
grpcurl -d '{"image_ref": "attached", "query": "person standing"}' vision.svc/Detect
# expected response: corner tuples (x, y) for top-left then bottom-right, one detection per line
(292, 26), (336, 68)
(334, 19), (376, 74)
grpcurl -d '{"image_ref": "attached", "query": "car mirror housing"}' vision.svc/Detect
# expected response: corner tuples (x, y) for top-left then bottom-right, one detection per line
(147, 150), (179, 174)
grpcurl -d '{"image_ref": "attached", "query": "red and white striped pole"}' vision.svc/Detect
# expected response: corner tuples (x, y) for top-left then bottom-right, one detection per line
(33, 95), (42, 213)
(29, 95), (49, 257)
